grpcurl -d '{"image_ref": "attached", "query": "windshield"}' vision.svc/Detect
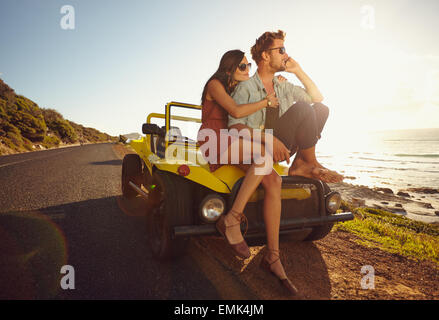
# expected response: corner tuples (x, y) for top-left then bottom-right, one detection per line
(168, 105), (201, 142)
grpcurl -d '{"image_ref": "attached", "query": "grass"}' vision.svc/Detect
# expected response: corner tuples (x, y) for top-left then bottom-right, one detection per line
(334, 201), (439, 266)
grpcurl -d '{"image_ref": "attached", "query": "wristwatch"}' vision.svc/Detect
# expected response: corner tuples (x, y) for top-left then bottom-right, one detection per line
(266, 97), (272, 107)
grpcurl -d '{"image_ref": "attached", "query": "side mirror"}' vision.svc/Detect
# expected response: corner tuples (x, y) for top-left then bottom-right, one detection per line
(142, 123), (164, 136)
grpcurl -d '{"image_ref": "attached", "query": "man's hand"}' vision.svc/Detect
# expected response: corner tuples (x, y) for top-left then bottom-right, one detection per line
(285, 57), (324, 103)
(267, 135), (291, 164)
(285, 57), (302, 74)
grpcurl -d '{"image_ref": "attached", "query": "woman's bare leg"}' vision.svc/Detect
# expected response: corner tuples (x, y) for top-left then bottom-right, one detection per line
(235, 165), (287, 278)
(261, 171), (288, 279)
(220, 138), (269, 245)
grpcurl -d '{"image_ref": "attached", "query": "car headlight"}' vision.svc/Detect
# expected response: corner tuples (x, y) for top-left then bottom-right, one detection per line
(325, 191), (342, 214)
(199, 194), (225, 223)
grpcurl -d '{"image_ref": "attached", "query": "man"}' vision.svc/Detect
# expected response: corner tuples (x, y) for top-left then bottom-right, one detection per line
(229, 30), (343, 182)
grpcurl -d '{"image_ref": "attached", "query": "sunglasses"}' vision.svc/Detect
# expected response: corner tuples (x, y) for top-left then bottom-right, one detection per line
(266, 46), (286, 55)
(238, 63), (252, 71)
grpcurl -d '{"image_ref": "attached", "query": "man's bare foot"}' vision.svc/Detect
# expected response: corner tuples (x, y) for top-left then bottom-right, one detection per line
(318, 169), (344, 183)
(288, 158), (343, 183)
(315, 160), (328, 170)
(311, 162), (344, 183)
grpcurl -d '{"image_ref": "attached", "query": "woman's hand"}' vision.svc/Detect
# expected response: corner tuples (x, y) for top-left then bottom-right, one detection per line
(266, 93), (279, 108)
(276, 75), (287, 83)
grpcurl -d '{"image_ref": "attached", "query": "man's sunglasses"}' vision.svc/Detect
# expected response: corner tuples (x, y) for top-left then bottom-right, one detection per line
(238, 63), (252, 71)
(266, 46), (286, 54)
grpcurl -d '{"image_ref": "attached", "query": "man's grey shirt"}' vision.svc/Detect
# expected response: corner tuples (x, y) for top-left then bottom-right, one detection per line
(229, 71), (312, 129)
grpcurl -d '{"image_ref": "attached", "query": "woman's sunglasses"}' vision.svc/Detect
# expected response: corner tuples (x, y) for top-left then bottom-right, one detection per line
(266, 46), (286, 55)
(238, 63), (252, 71)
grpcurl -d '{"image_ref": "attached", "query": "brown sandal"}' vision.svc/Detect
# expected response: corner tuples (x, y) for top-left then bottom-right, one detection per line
(216, 209), (250, 259)
(260, 249), (298, 296)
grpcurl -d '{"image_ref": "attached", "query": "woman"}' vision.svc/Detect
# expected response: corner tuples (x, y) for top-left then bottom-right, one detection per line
(198, 49), (298, 295)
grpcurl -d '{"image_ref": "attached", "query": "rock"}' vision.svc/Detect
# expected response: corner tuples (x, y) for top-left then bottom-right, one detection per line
(351, 198), (366, 207)
(406, 187), (439, 194)
(395, 203), (403, 208)
(435, 211), (439, 216)
(422, 203), (434, 209)
(374, 187), (394, 194)
(381, 201), (389, 205)
(389, 207), (406, 213)
(397, 191), (410, 197)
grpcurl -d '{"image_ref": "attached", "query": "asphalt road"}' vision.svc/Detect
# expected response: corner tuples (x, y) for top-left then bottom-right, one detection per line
(3, 143), (436, 302)
(0, 143), (228, 299)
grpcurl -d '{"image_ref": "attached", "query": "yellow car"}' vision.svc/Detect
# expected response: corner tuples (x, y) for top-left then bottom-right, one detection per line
(122, 101), (353, 260)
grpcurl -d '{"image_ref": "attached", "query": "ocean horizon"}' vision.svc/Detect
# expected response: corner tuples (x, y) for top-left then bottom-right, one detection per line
(316, 128), (439, 191)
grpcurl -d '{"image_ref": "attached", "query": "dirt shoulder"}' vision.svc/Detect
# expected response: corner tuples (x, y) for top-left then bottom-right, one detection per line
(193, 231), (438, 300)
(313, 231), (438, 299)
(113, 143), (439, 300)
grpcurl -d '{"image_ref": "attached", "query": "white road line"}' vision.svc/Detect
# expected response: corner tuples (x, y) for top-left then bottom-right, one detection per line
(0, 149), (73, 169)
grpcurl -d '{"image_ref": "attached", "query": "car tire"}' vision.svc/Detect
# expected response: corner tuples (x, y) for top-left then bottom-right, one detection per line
(122, 154), (143, 199)
(146, 171), (193, 260)
(304, 181), (334, 241)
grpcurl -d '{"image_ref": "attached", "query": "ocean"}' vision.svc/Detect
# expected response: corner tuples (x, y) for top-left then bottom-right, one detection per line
(316, 128), (439, 192)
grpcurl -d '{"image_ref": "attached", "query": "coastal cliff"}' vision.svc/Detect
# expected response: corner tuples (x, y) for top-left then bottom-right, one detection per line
(0, 78), (117, 155)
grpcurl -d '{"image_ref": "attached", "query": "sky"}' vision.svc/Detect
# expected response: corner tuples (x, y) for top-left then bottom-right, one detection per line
(0, 0), (438, 138)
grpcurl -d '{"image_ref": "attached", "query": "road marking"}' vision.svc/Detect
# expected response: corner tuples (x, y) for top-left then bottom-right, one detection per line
(0, 149), (73, 169)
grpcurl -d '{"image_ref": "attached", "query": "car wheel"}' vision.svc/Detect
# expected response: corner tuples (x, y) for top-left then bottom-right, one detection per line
(121, 154), (142, 199)
(146, 171), (193, 260)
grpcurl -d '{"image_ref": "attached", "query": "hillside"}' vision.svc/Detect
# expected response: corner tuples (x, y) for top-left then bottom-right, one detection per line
(0, 79), (117, 155)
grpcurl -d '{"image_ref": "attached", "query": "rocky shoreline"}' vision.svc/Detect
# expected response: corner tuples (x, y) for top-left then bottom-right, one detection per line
(328, 182), (439, 224)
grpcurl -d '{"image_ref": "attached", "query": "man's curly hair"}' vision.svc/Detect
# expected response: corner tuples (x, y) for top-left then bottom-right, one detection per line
(251, 30), (286, 65)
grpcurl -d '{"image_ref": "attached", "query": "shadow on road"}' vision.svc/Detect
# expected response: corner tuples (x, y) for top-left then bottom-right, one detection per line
(0, 196), (220, 300)
(242, 241), (332, 300)
(1, 194), (332, 300)
(195, 234), (331, 300)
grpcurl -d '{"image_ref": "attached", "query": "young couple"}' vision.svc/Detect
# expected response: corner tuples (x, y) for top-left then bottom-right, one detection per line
(197, 30), (343, 296)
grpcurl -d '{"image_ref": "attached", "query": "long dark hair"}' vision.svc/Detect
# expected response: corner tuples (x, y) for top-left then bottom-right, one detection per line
(201, 50), (245, 103)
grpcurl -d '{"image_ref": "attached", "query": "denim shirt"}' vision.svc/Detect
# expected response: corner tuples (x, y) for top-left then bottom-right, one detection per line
(229, 71), (312, 129)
